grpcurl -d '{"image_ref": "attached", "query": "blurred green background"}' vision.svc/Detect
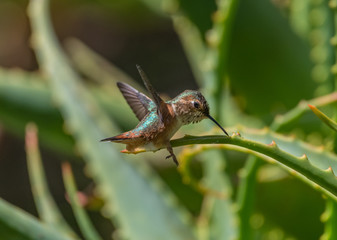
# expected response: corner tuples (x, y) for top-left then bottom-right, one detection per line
(0, 0), (334, 239)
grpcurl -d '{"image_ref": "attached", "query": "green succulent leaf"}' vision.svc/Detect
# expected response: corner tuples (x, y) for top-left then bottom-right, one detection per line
(65, 38), (145, 92)
(0, 68), (75, 154)
(172, 15), (208, 86)
(62, 163), (102, 240)
(309, 104), (337, 132)
(207, 0), (240, 118)
(0, 198), (74, 240)
(0, 67), (138, 155)
(170, 127), (337, 199)
(236, 156), (263, 240)
(25, 123), (77, 238)
(201, 150), (237, 240)
(321, 199), (337, 240)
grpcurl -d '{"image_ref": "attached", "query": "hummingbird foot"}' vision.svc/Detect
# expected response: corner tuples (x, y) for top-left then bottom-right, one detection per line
(166, 144), (179, 166)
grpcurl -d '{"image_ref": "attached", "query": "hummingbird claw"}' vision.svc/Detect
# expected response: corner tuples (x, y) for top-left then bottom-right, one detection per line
(166, 154), (179, 166)
(166, 144), (179, 166)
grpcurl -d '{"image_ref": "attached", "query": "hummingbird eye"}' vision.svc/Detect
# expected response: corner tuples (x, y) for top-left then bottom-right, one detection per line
(193, 101), (200, 109)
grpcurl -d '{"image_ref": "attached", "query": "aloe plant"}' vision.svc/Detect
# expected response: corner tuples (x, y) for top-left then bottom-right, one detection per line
(0, 0), (337, 239)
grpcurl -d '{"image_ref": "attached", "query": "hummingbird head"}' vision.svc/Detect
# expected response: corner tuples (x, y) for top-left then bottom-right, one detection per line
(172, 90), (229, 136)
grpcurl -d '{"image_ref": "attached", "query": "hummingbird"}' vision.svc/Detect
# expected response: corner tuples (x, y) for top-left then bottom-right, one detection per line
(101, 65), (229, 166)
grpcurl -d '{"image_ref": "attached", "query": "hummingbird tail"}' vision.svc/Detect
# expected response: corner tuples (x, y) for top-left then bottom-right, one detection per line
(100, 135), (130, 142)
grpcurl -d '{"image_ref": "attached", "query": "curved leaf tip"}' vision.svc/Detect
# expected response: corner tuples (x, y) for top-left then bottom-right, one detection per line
(308, 104), (337, 132)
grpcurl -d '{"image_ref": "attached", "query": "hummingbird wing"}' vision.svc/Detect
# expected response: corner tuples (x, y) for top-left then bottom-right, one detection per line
(117, 82), (154, 121)
(136, 65), (170, 124)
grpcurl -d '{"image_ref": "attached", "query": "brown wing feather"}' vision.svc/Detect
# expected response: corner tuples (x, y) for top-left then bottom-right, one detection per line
(117, 82), (153, 121)
(136, 65), (170, 124)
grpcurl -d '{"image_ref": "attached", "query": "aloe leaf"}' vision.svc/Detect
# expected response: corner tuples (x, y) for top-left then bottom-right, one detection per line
(170, 128), (337, 199)
(139, 0), (216, 41)
(137, 0), (176, 14)
(201, 150), (237, 240)
(0, 67), (136, 152)
(28, 0), (197, 239)
(309, 104), (337, 132)
(172, 15), (208, 86)
(207, 0), (240, 118)
(194, 127), (238, 240)
(25, 123), (77, 238)
(0, 68), (53, 111)
(65, 38), (144, 92)
(308, 0), (334, 93)
(138, 0), (214, 87)
(271, 92), (337, 131)
(0, 198), (74, 240)
(62, 163), (102, 240)
(289, 0), (310, 38)
(321, 0), (337, 239)
(201, 129), (238, 240)
(178, 146), (237, 240)
(179, 122), (239, 240)
(236, 156), (263, 240)
(321, 199), (337, 240)
(0, 68), (75, 154)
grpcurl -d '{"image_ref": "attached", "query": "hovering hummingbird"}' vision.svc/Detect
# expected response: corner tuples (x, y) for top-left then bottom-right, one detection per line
(101, 65), (229, 166)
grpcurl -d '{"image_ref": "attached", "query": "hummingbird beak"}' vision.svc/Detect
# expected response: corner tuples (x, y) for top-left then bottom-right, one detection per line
(206, 115), (229, 136)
